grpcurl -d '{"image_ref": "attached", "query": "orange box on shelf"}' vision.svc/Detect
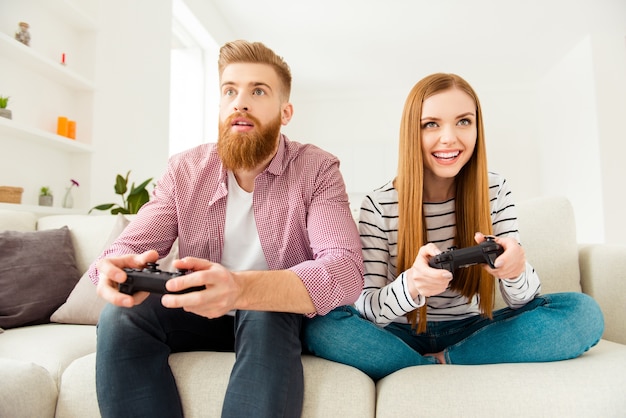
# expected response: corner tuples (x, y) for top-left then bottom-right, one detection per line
(57, 116), (69, 136)
(68, 120), (76, 139)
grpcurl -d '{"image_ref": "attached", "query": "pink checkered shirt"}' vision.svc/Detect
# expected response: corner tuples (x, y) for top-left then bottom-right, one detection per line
(88, 135), (364, 316)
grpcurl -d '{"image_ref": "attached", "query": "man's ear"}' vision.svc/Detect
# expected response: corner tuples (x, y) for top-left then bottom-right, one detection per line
(281, 102), (294, 126)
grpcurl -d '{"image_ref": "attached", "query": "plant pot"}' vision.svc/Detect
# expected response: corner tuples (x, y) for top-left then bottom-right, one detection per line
(39, 195), (53, 206)
(0, 108), (11, 120)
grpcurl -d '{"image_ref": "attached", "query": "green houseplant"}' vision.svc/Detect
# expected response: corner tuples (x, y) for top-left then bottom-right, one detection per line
(89, 171), (153, 215)
(0, 96), (11, 120)
(38, 186), (53, 206)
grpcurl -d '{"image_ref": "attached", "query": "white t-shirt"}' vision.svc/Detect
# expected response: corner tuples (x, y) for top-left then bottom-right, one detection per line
(221, 171), (269, 272)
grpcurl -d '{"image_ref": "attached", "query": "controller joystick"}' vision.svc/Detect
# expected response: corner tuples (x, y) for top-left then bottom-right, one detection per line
(428, 236), (504, 272)
(119, 263), (205, 295)
(145, 262), (160, 272)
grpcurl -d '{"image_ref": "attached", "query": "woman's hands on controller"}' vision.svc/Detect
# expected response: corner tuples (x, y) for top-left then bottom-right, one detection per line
(406, 243), (453, 300)
(404, 231), (527, 300)
(474, 232), (526, 280)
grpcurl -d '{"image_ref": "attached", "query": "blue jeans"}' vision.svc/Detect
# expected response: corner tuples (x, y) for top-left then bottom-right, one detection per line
(96, 295), (304, 418)
(303, 292), (604, 381)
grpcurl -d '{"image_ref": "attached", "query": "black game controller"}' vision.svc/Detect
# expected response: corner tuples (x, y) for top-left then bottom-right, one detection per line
(119, 262), (205, 295)
(428, 236), (504, 272)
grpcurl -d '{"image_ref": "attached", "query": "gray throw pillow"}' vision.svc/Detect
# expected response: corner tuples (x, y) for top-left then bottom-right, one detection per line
(0, 227), (80, 329)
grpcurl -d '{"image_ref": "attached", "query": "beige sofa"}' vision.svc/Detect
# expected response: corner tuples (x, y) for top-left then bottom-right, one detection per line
(1, 196), (625, 418)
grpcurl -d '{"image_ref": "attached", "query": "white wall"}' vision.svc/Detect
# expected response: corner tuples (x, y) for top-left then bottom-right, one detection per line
(283, 90), (403, 194)
(284, 37), (625, 244)
(531, 32), (625, 244)
(591, 32), (626, 245)
(90, 0), (173, 209)
(535, 37), (605, 243)
(88, 0), (626, 245)
(3, 1), (623, 245)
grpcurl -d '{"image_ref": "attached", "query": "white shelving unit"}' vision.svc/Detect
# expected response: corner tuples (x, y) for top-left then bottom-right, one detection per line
(0, 202), (85, 216)
(0, 116), (93, 154)
(0, 32), (94, 91)
(0, 0), (97, 211)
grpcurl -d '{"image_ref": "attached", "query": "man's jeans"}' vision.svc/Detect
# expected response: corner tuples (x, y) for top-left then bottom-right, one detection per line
(303, 292), (604, 381)
(96, 295), (304, 418)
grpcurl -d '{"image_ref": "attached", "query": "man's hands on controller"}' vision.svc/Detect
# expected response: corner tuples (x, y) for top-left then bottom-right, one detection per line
(97, 250), (241, 318)
(96, 250), (160, 308)
(162, 257), (241, 319)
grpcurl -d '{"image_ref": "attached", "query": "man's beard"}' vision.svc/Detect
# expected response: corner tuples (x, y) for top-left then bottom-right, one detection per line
(217, 112), (282, 171)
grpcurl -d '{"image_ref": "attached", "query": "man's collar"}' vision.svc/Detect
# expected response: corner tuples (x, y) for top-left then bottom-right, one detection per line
(265, 134), (287, 176)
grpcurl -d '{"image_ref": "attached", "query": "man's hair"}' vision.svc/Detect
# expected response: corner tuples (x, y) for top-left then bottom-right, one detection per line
(218, 40), (292, 100)
(394, 73), (494, 333)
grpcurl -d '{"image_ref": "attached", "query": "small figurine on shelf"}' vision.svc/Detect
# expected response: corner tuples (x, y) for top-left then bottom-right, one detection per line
(0, 96), (11, 120)
(39, 187), (53, 207)
(15, 22), (31, 46)
(62, 179), (80, 209)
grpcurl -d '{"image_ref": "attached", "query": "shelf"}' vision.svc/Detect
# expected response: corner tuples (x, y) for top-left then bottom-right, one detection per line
(0, 117), (93, 153)
(0, 202), (88, 216)
(0, 32), (95, 91)
(1, 0), (97, 214)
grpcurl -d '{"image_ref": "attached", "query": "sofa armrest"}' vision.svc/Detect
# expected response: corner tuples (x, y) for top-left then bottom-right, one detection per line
(579, 244), (626, 345)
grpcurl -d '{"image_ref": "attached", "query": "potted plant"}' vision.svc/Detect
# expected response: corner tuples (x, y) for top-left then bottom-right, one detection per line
(89, 171), (153, 214)
(0, 96), (11, 120)
(39, 186), (53, 206)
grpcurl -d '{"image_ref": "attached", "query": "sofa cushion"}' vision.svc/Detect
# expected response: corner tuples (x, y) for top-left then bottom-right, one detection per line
(0, 358), (58, 418)
(375, 339), (626, 418)
(494, 196), (582, 309)
(0, 323), (97, 383)
(579, 243), (626, 345)
(56, 352), (376, 418)
(50, 214), (129, 325)
(49, 214), (180, 326)
(0, 227), (81, 328)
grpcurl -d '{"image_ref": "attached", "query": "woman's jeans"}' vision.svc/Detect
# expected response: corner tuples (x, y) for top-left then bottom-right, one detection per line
(96, 295), (304, 418)
(303, 292), (604, 381)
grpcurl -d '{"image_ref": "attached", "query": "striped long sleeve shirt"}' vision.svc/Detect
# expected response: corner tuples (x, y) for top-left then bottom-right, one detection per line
(355, 172), (541, 326)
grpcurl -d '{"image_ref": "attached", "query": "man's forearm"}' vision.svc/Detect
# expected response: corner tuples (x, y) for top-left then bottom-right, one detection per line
(232, 269), (316, 314)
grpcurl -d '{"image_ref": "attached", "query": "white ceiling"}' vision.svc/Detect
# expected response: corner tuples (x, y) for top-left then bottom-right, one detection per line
(187, 0), (625, 96)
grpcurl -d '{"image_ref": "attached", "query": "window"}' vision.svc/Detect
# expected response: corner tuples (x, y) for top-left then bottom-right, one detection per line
(170, 0), (219, 156)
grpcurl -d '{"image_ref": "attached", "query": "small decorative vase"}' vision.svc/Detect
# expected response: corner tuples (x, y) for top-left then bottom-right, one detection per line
(0, 109), (11, 120)
(39, 195), (53, 206)
(62, 187), (74, 209)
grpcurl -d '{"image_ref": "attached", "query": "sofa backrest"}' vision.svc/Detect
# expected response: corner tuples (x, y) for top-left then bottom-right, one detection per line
(35, 214), (178, 275)
(0, 210), (37, 232)
(494, 196), (582, 309)
(37, 215), (128, 274)
(3, 196), (584, 306)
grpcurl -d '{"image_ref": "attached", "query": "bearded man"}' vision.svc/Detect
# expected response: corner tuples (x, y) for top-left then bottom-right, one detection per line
(90, 40), (363, 418)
